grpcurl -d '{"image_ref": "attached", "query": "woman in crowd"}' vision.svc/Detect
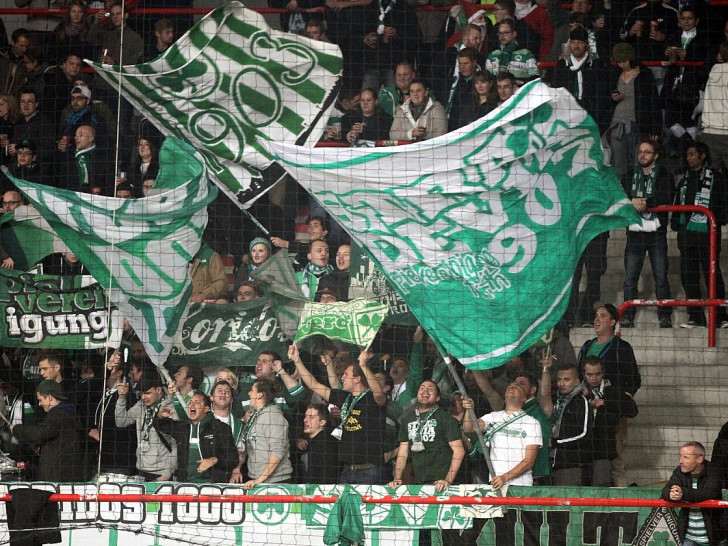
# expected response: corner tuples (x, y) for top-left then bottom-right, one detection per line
(389, 79), (448, 142)
(50, 0), (95, 64)
(239, 379), (292, 488)
(132, 137), (160, 190)
(215, 368), (239, 394)
(234, 238), (272, 293)
(0, 95), (18, 167)
(470, 71), (499, 122)
(342, 88), (393, 144)
(607, 43), (660, 177)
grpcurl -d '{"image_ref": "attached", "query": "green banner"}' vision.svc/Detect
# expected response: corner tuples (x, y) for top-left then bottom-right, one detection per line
(294, 298), (389, 347)
(0, 483), (690, 545)
(0, 270), (122, 349)
(170, 298), (290, 369)
(349, 242), (418, 326)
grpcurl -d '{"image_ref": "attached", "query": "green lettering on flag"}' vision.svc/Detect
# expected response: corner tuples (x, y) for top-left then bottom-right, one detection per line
(90, 1), (343, 208)
(6, 138), (217, 365)
(294, 298), (389, 348)
(264, 81), (641, 370)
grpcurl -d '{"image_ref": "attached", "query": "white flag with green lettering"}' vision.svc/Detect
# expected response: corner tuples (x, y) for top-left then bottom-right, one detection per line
(6, 138), (217, 365)
(294, 299), (389, 347)
(90, 1), (343, 207)
(265, 81), (641, 370)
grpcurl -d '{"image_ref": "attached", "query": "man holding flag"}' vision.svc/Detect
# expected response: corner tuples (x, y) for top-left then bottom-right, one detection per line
(289, 344), (388, 484)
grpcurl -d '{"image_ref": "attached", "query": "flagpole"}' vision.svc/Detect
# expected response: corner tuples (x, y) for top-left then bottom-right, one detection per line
(242, 209), (271, 236)
(443, 356), (503, 498)
(156, 363), (191, 419)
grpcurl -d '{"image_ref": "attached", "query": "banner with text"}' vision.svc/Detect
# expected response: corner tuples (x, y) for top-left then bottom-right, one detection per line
(0, 270), (122, 349)
(170, 298), (290, 370)
(0, 483), (686, 546)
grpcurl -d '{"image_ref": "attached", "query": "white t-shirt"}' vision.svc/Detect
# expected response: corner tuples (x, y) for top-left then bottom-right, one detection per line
(479, 410), (543, 486)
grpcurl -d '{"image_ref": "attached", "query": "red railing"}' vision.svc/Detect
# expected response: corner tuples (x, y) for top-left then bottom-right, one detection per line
(1, 492), (727, 509)
(618, 205), (723, 347)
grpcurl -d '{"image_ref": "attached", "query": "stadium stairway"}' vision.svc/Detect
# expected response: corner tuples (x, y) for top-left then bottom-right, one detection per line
(570, 226), (728, 485)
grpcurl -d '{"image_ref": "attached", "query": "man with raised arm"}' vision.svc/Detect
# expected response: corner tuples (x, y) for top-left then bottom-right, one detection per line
(289, 344), (387, 484)
(462, 382), (542, 489)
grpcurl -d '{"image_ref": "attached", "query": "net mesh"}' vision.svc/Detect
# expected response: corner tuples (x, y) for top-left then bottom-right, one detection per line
(0, 1), (727, 544)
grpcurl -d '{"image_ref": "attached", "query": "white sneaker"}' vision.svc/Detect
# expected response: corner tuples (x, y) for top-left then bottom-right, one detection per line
(680, 321), (704, 328)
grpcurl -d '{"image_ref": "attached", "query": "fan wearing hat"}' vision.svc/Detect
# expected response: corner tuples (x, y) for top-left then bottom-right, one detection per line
(576, 302), (640, 486)
(10, 379), (86, 482)
(7, 138), (48, 187)
(551, 27), (610, 132)
(116, 374), (178, 481)
(234, 237), (272, 291)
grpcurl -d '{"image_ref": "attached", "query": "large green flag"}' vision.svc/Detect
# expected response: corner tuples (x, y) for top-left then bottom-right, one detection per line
(294, 298), (389, 347)
(265, 81), (641, 370)
(90, 1), (343, 207)
(6, 138), (217, 365)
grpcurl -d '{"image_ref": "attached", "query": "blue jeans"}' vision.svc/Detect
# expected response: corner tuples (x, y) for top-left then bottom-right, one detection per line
(339, 465), (384, 485)
(623, 230), (671, 320)
(682, 539), (727, 546)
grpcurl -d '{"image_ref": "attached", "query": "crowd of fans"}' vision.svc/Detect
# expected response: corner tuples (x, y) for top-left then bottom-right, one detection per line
(0, 4), (727, 542)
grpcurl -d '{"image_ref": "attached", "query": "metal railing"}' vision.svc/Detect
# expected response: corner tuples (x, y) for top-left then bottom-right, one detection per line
(618, 204), (725, 347)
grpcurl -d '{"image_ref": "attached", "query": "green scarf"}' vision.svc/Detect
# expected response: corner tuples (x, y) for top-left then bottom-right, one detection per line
(300, 262), (333, 298)
(679, 164), (714, 233)
(630, 163), (660, 223)
(75, 144), (95, 187)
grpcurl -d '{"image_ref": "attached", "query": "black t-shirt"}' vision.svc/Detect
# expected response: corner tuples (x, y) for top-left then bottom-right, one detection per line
(305, 429), (342, 484)
(328, 389), (386, 466)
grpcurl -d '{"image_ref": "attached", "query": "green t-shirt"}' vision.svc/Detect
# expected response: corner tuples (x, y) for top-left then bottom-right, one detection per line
(587, 337), (614, 358)
(398, 406), (462, 483)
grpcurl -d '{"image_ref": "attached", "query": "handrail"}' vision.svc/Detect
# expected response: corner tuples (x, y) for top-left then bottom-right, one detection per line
(618, 204), (721, 347)
(1, 491), (728, 509)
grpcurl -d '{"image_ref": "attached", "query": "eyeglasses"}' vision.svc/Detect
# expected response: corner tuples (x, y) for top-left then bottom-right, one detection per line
(498, 30), (514, 36)
(19, 100), (35, 105)
(2, 200), (21, 206)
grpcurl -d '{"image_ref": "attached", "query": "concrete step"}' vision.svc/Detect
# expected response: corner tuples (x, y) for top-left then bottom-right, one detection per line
(632, 386), (728, 406)
(632, 403), (727, 429)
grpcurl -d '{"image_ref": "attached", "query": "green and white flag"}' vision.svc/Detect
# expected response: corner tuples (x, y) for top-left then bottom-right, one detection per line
(294, 298), (389, 347)
(170, 298), (289, 370)
(0, 270), (122, 349)
(6, 138), (218, 365)
(90, 1), (343, 207)
(265, 81), (641, 370)
(0, 206), (71, 271)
